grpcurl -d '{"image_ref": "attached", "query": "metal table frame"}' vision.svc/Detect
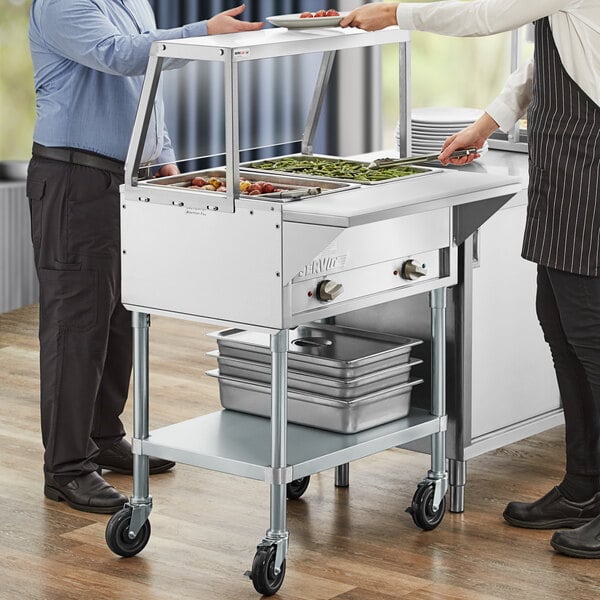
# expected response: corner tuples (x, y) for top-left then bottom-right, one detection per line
(125, 287), (448, 577)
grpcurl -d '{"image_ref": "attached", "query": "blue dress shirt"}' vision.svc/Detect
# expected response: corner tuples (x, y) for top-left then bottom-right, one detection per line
(29, 0), (208, 165)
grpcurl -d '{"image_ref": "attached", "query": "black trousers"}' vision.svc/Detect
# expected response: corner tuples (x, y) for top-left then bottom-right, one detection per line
(27, 156), (131, 478)
(536, 265), (600, 476)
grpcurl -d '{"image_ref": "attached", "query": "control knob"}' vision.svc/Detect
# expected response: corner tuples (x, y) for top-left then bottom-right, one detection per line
(316, 279), (344, 302)
(401, 259), (427, 281)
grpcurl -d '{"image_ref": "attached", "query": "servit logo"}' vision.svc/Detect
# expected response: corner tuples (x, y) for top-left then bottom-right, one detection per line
(296, 254), (347, 279)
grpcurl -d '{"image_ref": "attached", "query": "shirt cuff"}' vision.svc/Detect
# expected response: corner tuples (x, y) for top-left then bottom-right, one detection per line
(182, 21), (208, 38)
(158, 147), (176, 166)
(484, 97), (520, 133)
(395, 5), (417, 30)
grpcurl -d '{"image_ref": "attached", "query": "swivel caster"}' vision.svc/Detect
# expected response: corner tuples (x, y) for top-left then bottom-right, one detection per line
(105, 506), (151, 557)
(249, 545), (286, 596)
(286, 476), (310, 500)
(406, 482), (446, 531)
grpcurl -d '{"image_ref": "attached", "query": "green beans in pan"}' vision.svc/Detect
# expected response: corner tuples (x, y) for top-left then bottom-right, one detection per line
(249, 157), (424, 182)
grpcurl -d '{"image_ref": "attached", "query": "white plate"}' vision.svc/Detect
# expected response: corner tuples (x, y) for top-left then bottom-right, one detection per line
(411, 124), (470, 134)
(408, 143), (489, 156)
(412, 132), (457, 140)
(267, 12), (347, 29)
(411, 106), (483, 125)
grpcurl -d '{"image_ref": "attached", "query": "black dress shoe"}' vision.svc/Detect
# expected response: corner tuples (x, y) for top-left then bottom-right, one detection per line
(44, 471), (128, 514)
(96, 438), (175, 475)
(551, 514), (600, 558)
(503, 487), (600, 529)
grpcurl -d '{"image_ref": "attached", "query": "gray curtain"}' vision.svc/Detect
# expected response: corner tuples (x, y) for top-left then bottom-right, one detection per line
(149, 1), (380, 165)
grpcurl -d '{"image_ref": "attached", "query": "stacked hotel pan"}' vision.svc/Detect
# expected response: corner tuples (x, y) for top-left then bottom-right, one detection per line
(207, 323), (423, 434)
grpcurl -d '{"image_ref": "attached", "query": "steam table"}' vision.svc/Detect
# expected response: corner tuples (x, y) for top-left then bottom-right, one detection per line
(104, 26), (522, 596)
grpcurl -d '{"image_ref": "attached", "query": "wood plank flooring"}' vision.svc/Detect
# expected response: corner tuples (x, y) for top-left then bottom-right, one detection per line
(0, 305), (598, 600)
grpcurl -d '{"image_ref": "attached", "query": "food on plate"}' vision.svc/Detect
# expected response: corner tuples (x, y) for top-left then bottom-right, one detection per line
(248, 156), (427, 182)
(187, 176), (284, 196)
(300, 9), (339, 18)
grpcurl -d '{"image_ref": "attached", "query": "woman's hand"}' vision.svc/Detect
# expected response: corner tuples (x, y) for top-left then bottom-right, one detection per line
(438, 113), (499, 165)
(207, 4), (263, 35)
(340, 2), (399, 31)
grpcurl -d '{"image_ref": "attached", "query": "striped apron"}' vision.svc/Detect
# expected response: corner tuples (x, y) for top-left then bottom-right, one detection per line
(522, 17), (600, 276)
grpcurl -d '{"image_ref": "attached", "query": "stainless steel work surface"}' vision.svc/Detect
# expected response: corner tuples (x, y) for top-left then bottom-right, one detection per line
(138, 408), (445, 482)
(280, 170), (522, 227)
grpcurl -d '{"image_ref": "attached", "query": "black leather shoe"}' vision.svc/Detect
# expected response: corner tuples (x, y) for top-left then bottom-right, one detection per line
(503, 487), (600, 529)
(551, 514), (600, 558)
(96, 438), (175, 475)
(44, 471), (128, 514)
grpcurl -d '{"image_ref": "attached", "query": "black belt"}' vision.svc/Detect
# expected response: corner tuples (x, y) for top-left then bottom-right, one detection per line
(32, 143), (127, 176)
(32, 143), (155, 179)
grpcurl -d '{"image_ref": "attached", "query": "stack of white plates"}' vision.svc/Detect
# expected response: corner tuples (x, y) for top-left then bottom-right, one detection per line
(396, 107), (488, 156)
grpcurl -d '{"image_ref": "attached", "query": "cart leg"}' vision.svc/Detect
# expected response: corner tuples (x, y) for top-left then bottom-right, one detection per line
(407, 288), (449, 530)
(105, 312), (152, 557)
(335, 463), (350, 487)
(449, 459), (466, 513)
(128, 311), (153, 533)
(248, 330), (289, 595)
(428, 287), (448, 509)
(265, 329), (289, 564)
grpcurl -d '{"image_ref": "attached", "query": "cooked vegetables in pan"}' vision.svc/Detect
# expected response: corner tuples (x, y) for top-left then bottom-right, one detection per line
(247, 157), (426, 182)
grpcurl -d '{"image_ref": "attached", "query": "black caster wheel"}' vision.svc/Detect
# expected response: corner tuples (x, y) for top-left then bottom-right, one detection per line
(286, 476), (310, 500)
(250, 545), (286, 596)
(105, 507), (151, 557)
(407, 482), (446, 531)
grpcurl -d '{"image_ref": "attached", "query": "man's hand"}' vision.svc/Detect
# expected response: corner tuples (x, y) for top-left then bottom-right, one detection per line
(154, 164), (179, 178)
(340, 2), (399, 31)
(207, 4), (263, 35)
(438, 113), (499, 165)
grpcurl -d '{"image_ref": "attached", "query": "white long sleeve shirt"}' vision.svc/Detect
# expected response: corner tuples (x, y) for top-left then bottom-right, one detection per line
(395, 0), (600, 130)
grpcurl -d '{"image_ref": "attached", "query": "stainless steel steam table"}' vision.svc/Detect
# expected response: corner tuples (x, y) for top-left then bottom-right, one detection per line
(104, 26), (521, 596)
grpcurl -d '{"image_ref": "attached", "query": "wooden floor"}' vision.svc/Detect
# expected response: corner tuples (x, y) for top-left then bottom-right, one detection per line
(1, 305), (598, 600)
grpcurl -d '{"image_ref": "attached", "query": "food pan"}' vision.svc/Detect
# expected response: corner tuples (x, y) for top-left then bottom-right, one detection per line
(143, 168), (357, 202)
(207, 350), (422, 399)
(207, 324), (422, 379)
(240, 153), (438, 185)
(207, 369), (422, 434)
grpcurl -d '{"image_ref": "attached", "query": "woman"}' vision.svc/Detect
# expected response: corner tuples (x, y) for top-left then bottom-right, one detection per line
(341, 1), (600, 558)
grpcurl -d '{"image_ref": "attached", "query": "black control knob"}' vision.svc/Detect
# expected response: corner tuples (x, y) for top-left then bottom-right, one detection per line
(316, 279), (344, 302)
(401, 259), (427, 281)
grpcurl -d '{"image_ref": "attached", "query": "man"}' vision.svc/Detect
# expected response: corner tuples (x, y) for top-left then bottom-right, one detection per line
(27, 1), (263, 514)
(341, 1), (600, 558)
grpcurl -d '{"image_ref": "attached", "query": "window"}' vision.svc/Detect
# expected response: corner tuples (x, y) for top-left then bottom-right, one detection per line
(0, 1), (532, 161)
(0, 0), (35, 160)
